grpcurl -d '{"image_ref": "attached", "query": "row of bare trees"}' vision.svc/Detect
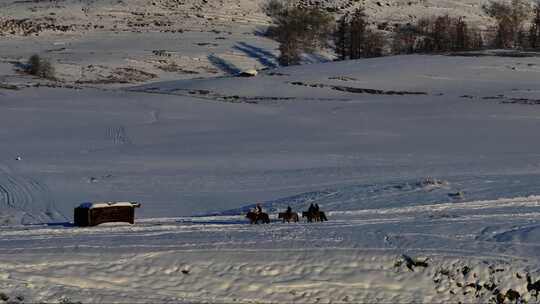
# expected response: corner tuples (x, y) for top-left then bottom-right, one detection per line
(392, 16), (484, 54)
(483, 0), (540, 49)
(263, 0), (540, 66)
(334, 8), (385, 60)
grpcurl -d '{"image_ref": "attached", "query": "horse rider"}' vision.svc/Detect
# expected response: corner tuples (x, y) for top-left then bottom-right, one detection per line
(255, 203), (263, 215)
(286, 205), (292, 216)
(308, 203), (315, 214)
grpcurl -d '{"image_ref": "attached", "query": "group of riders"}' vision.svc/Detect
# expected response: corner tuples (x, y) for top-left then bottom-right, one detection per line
(247, 203), (327, 224)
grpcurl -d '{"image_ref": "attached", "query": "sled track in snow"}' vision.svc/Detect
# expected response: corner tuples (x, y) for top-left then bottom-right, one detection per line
(0, 166), (64, 224)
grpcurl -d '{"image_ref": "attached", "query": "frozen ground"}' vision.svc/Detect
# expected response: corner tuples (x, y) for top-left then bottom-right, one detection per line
(1, 53), (540, 302)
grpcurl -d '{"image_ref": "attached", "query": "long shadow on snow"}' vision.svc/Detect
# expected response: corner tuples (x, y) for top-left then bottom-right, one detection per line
(233, 42), (278, 69)
(207, 54), (242, 76)
(179, 218), (280, 225)
(46, 221), (75, 227)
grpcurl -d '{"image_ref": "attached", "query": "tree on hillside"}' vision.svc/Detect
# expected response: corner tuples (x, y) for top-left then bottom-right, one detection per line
(263, 0), (333, 66)
(394, 15), (479, 54)
(433, 15), (453, 51)
(529, 1), (540, 48)
(349, 8), (368, 59)
(363, 31), (385, 58)
(454, 17), (470, 51)
(483, 0), (531, 48)
(334, 13), (350, 60)
(392, 24), (419, 54)
(333, 7), (385, 60)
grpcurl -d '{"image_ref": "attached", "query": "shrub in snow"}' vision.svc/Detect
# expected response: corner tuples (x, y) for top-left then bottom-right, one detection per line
(26, 54), (55, 80)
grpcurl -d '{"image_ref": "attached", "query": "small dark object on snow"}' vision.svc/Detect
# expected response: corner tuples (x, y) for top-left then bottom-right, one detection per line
(448, 191), (464, 199)
(505, 289), (520, 301)
(181, 269), (190, 275)
(401, 254), (429, 271)
(0, 292), (9, 301)
(527, 273), (540, 298)
(74, 201), (141, 227)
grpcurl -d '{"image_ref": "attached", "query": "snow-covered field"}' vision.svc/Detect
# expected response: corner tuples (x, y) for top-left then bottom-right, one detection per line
(1, 53), (540, 302)
(2, 0), (540, 301)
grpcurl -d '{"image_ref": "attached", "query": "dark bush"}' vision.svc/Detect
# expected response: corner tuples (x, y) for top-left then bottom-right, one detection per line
(26, 54), (55, 79)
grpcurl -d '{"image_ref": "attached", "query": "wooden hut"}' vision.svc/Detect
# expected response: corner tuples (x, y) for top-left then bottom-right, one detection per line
(74, 201), (141, 227)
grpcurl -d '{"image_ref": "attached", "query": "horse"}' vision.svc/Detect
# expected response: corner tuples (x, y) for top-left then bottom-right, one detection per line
(246, 211), (270, 224)
(302, 211), (328, 222)
(302, 211), (314, 222)
(278, 212), (299, 223)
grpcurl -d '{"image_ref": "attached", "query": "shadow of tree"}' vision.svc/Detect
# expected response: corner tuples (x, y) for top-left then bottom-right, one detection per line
(233, 42), (278, 68)
(178, 219), (248, 225)
(302, 53), (332, 64)
(46, 222), (75, 227)
(207, 54), (242, 76)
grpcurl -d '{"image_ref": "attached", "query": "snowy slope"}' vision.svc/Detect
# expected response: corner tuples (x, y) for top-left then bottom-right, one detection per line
(1, 52), (540, 302)
(2, 0), (534, 87)
(1, 54), (540, 220)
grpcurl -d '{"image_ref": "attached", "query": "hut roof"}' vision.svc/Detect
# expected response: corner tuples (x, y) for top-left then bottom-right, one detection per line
(79, 201), (140, 209)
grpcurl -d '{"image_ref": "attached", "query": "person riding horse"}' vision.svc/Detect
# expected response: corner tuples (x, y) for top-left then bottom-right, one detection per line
(278, 206), (299, 223)
(303, 203), (327, 222)
(247, 203), (270, 224)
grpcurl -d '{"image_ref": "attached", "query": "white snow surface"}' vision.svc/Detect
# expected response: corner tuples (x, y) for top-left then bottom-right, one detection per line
(1, 53), (540, 302)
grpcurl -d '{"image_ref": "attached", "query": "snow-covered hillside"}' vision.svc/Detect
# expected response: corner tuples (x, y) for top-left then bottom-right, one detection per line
(0, 0), (521, 87)
(0, 0), (497, 33)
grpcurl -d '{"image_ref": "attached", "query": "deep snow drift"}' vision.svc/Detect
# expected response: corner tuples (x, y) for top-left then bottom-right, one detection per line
(1, 53), (540, 302)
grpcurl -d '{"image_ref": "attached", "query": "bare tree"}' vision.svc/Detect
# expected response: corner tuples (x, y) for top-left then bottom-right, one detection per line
(334, 13), (350, 60)
(433, 15), (453, 51)
(392, 24), (419, 54)
(363, 31), (385, 58)
(483, 0), (531, 48)
(333, 7), (385, 60)
(529, 1), (540, 48)
(454, 17), (470, 51)
(349, 8), (368, 59)
(394, 15), (479, 54)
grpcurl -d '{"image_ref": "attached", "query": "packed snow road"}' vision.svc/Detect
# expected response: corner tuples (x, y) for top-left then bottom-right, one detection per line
(2, 192), (540, 303)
